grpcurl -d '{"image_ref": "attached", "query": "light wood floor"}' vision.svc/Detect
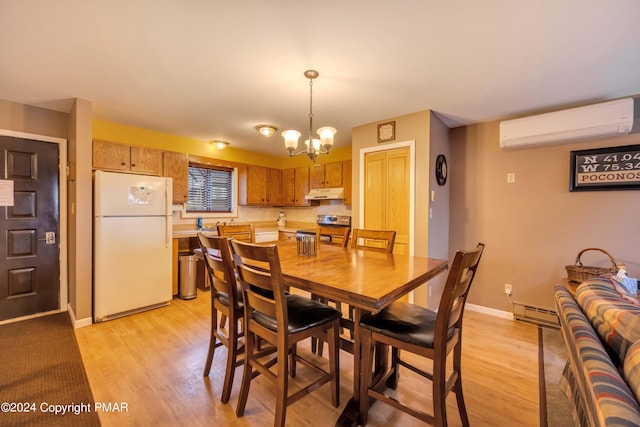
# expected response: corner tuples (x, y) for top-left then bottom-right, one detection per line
(75, 290), (540, 427)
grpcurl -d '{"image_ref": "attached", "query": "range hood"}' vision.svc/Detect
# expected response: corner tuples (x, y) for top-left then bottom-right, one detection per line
(305, 187), (345, 200)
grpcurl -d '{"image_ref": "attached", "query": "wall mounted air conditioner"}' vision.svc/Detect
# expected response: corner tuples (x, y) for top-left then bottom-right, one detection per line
(499, 98), (634, 149)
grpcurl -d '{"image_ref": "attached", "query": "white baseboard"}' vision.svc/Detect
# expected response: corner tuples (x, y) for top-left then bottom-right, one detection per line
(68, 304), (93, 328)
(466, 303), (513, 320)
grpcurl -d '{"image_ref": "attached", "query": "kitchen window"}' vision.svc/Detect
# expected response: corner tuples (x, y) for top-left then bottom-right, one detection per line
(186, 164), (234, 213)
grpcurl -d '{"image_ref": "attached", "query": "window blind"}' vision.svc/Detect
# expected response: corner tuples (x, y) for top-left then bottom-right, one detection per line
(186, 165), (233, 212)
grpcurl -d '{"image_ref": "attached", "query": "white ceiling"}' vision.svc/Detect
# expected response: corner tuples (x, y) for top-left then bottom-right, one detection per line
(1, 1), (639, 157)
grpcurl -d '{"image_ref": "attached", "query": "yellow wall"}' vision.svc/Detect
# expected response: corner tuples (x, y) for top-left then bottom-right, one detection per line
(93, 119), (351, 168)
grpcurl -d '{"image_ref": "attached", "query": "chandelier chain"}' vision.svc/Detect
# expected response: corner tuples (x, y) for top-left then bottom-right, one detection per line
(308, 77), (314, 150)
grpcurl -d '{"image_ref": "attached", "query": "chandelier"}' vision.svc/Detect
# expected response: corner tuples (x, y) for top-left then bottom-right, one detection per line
(281, 70), (336, 162)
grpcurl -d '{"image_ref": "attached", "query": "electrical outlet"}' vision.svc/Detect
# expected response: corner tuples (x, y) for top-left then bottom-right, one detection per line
(504, 283), (513, 296)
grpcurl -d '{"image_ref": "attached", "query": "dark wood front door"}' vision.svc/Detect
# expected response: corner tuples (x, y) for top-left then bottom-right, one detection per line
(0, 135), (60, 321)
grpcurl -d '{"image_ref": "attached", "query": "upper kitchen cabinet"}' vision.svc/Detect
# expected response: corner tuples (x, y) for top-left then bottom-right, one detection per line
(281, 166), (310, 207)
(266, 168), (282, 206)
(162, 151), (189, 204)
(93, 140), (162, 176)
(309, 162), (343, 189)
(238, 165), (282, 206)
(281, 168), (295, 206)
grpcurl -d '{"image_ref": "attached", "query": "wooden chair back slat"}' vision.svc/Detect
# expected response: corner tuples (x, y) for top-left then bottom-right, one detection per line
(316, 225), (351, 247)
(217, 224), (254, 243)
(350, 229), (396, 253)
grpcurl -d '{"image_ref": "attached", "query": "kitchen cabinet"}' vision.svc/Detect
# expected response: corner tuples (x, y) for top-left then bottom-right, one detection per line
(281, 168), (296, 206)
(93, 140), (162, 176)
(239, 165), (282, 206)
(266, 168), (282, 206)
(279, 231), (297, 242)
(281, 166), (310, 207)
(309, 162), (343, 189)
(163, 151), (189, 204)
(294, 166), (310, 206)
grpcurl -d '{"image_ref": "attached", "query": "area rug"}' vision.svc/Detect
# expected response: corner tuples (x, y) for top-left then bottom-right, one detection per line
(0, 313), (100, 426)
(539, 326), (574, 427)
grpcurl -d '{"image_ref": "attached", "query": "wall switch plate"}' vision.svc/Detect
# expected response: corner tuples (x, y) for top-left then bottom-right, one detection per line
(507, 172), (516, 184)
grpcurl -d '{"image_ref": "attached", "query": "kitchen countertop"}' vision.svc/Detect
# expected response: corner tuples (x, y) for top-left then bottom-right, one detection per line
(172, 221), (316, 238)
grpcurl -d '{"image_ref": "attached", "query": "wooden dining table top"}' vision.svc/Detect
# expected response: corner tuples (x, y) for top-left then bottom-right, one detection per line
(274, 240), (448, 312)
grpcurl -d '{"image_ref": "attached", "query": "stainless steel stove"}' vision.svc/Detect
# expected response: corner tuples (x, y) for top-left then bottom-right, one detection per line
(296, 215), (351, 241)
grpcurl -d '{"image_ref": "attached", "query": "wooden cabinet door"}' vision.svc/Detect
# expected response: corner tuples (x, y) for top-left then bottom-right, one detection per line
(309, 165), (325, 189)
(130, 146), (162, 175)
(92, 140), (130, 171)
(281, 168), (296, 206)
(309, 162), (343, 189)
(163, 151), (189, 204)
(266, 168), (282, 206)
(294, 166), (310, 206)
(247, 166), (267, 205)
(325, 162), (343, 187)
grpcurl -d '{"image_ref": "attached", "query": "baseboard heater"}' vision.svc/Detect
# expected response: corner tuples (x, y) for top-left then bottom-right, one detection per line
(513, 302), (560, 328)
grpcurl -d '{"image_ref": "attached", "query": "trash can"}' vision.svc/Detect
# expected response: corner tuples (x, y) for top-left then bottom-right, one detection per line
(179, 254), (198, 300)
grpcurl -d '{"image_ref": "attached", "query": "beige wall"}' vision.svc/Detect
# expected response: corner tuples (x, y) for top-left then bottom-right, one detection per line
(67, 99), (93, 321)
(352, 110), (432, 251)
(426, 112), (451, 308)
(0, 99), (67, 137)
(450, 120), (640, 312)
(352, 110), (448, 308)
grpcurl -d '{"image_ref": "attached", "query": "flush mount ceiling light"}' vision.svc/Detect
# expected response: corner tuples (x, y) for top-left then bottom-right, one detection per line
(281, 69), (336, 163)
(210, 140), (229, 150)
(255, 124), (278, 138)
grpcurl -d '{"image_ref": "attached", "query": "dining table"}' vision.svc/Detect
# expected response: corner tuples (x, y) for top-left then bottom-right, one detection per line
(274, 239), (448, 427)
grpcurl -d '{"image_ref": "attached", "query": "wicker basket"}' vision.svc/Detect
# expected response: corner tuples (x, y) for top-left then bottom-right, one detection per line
(565, 248), (618, 283)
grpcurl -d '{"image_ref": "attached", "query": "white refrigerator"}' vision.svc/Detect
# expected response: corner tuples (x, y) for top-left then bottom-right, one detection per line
(93, 170), (173, 322)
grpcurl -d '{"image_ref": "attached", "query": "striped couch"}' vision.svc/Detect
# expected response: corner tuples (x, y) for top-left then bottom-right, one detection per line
(554, 277), (640, 427)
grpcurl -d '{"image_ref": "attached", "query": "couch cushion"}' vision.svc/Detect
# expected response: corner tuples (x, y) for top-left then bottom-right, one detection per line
(624, 341), (640, 403)
(576, 277), (640, 365)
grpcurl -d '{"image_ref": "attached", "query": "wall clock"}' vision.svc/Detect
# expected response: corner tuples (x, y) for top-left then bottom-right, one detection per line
(435, 154), (447, 186)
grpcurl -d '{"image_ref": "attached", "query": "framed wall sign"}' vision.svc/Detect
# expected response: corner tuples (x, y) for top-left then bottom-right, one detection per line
(377, 121), (395, 143)
(570, 144), (640, 191)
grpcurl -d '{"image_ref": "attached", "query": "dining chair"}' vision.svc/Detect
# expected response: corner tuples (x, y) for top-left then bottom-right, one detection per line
(315, 225), (351, 248)
(197, 233), (244, 404)
(230, 239), (341, 427)
(217, 223), (254, 243)
(350, 228), (396, 253)
(358, 242), (485, 426)
(311, 225), (351, 355)
(316, 228), (395, 356)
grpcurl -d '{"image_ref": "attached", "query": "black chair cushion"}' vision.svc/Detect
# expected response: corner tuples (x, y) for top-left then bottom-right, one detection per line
(360, 301), (454, 348)
(216, 284), (243, 311)
(253, 294), (341, 334)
